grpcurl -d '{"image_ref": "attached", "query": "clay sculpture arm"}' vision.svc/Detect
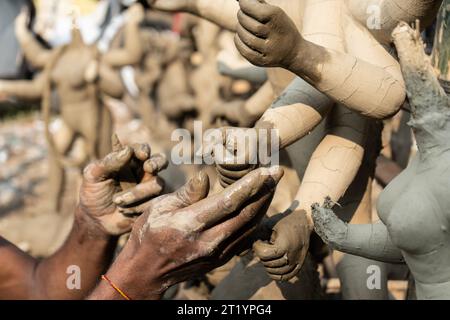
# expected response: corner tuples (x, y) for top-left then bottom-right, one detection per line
(234, 0), (406, 119)
(255, 77), (334, 149)
(89, 167), (283, 300)
(101, 4), (145, 68)
(15, 11), (52, 70)
(347, 0), (442, 40)
(253, 106), (370, 280)
(0, 73), (46, 102)
(150, 0), (240, 31)
(218, 61), (267, 84)
(311, 197), (405, 264)
(0, 142), (168, 299)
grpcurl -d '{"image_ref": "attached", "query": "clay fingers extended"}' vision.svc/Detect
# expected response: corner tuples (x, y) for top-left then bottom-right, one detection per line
(237, 11), (269, 39)
(237, 25), (266, 53)
(239, 0), (274, 23)
(84, 147), (133, 182)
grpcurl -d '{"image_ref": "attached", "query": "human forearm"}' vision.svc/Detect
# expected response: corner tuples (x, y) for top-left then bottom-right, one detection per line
(31, 207), (117, 299)
(88, 247), (163, 300)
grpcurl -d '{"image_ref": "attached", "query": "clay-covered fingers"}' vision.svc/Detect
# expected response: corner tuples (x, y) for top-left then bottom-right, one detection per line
(83, 147), (133, 183)
(236, 24), (266, 53)
(144, 154), (168, 176)
(234, 34), (262, 66)
(237, 10), (269, 39)
(113, 176), (164, 208)
(239, 0), (275, 23)
(123, 171), (210, 216)
(131, 143), (151, 162)
(201, 188), (274, 252)
(253, 239), (285, 262)
(189, 166), (284, 231)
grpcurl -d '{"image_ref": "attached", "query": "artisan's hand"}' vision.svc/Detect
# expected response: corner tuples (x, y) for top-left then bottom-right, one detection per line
(235, 0), (303, 68)
(254, 210), (311, 281)
(103, 167), (283, 299)
(149, 0), (196, 12)
(78, 139), (168, 236)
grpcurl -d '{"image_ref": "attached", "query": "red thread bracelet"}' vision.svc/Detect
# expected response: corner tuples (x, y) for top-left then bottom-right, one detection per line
(101, 275), (132, 300)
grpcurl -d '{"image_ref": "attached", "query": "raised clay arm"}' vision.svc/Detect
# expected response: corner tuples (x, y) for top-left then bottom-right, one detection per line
(217, 61), (267, 84)
(312, 197), (405, 264)
(150, 0), (239, 31)
(234, 0), (406, 119)
(292, 106), (368, 227)
(101, 5), (145, 68)
(0, 73), (45, 101)
(255, 77), (333, 149)
(15, 12), (52, 70)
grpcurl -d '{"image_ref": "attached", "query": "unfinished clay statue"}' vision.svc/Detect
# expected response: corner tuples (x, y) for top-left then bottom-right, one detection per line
(147, 0), (373, 299)
(312, 21), (450, 300)
(149, 0), (442, 300)
(0, 5), (145, 212)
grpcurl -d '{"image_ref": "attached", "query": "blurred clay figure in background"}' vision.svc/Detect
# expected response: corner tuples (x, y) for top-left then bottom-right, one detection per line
(0, 4), (146, 213)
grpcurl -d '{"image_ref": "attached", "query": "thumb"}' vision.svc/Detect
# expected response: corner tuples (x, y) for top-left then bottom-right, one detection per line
(150, 170), (210, 213)
(172, 170), (210, 207)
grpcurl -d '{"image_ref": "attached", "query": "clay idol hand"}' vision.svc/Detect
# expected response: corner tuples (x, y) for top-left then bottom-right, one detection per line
(254, 209), (311, 281)
(79, 138), (168, 236)
(104, 167), (283, 299)
(235, 0), (303, 68)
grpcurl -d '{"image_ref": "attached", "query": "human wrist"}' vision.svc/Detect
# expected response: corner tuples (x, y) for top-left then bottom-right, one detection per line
(102, 247), (166, 300)
(74, 205), (115, 241)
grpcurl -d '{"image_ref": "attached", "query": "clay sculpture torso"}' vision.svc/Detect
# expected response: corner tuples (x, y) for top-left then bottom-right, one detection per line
(378, 152), (450, 299)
